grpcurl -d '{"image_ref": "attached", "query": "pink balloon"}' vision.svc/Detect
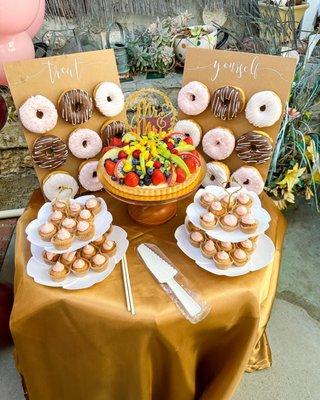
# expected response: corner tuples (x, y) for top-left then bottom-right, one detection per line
(0, 0), (40, 35)
(27, 0), (45, 39)
(0, 32), (35, 85)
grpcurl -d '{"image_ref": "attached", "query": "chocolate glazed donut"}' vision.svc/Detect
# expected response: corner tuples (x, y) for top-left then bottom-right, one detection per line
(32, 135), (68, 169)
(100, 120), (127, 145)
(58, 89), (93, 125)
(211, 86), (245, 120)
(236, 131), (273, 164)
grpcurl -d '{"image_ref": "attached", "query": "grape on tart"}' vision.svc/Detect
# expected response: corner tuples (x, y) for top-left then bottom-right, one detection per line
(99, 130), (203, 198)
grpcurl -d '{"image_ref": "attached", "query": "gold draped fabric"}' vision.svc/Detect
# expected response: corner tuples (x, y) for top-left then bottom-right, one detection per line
(11, 189), (286, 400)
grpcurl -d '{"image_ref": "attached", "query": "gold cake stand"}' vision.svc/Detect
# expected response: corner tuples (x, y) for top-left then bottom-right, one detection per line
(98, 156), (206, 226)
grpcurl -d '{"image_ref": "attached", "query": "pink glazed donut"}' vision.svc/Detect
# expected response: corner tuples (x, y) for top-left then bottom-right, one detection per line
(78, 160), (103, 192)
(230, 166), (264, 195)
(202, 127), (235, 160)
(68, 128), (102, 159)
(177, 81), (210, 115)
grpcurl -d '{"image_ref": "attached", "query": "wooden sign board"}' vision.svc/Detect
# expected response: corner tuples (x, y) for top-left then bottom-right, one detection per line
(4, 49), (126, 192)
(179, 48), (296, 182)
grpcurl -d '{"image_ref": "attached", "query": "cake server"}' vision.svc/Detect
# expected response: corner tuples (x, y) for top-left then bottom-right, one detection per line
(137, 244), (202, 318)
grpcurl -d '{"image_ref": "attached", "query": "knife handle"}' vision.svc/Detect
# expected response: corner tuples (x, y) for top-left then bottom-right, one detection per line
(166, 278), (202, 318)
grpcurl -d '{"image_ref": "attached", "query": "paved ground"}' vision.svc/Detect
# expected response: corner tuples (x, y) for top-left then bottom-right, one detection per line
(0, 200), (319, 399)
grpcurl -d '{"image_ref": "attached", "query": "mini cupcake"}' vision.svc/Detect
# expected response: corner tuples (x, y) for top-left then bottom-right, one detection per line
(38, 222), (57, 241)
(81, 244), (97, 260)
(61, 217), (77, 234)
(49, 210), (64, 226)
(78, 209), (94, 223)
(200, 192), (215, 208)
(189, 231), (205, 248)
(68, 201), (83, 218)
(200, 239), (218, 259)
(71, 258), (90, 277)
(42, 251), (60, 265)
(85, 197), (102, 215)
(220, 194), (236, 210)
(237, 239), (255, 255)
(92, 235), (105, 247)
(219, 213), (239, 232)
(60, 251), (77, 267)
(209, 200), (226, 217)
(51, 228), (74, 250)
(49, 261), (70, 282)
(200, 212), (217, 229)
(236, 192), (252, 208)
(240, 213), (258, 234)
(217, 241), (234, 252)
(234, 205), (248, 219)
(91, 253), (109, 272)
(101, 240), (117, 257)
(186, 218), (201, 233)
(52, 200), (68, 213)
(76, 221), (95, 241)
(231, 248), (248, 267)
(213, 251), (233, 269)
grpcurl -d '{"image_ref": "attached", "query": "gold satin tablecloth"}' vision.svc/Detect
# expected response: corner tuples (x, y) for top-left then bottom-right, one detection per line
(11, 189), (286, 400)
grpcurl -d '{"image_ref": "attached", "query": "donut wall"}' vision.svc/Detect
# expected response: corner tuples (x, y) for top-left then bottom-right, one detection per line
(177, 48), (296, 190)
(4, 49), (126, 199)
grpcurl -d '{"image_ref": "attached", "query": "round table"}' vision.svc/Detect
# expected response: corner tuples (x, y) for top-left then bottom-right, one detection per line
(10, 189), (286, 400)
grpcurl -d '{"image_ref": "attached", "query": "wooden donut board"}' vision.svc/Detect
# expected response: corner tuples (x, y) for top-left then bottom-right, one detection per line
(179, 48), (296, 183)
(4, 49), (126, 196)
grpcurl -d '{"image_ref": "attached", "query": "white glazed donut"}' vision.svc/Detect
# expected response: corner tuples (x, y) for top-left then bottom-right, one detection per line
(173, 119), (202, 147)
(42, 171), (79, 201)
(177, 81), (210, 115)
(245, 91), (282, 127)
(202, 127), (235, 160)
(94, 82), (125, 117)
(78, 160), (103, 192)
(230, 166), (264, 195)
(19, 95), (58, 134)
(202, 161), (230, 188)
(68, 128), (102, 159)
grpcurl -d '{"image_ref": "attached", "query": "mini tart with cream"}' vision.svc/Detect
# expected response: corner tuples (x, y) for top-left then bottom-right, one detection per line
(71, 258), (90, 277)
(49, 210), (64, 226)
(100, 240), (117, 257)
(52, 200), (68, 213)
(217, 240), (234, 252)
(233, 205), (248, 219)
(213, 250), (233, 269)
(200, 192), (216, 208)
(81, 244), (97, 260)
(91, 235), (105, 247)
(85, 197), (102, 215)
(51, 228), (74, 250)
(76, 221), (95, 241)
(78, 209), (94, 223)
(61, 217), (77, 234)
(42, 251), (60, 265)
(237, 239), (255, 254)
(189, 231), (205, 247)
(60, 251), (77, 267)
(185, 218), (201, 233)
(240, 213), (258, 234)
(200, 212), (217, 229)
(90, 253), (109, 272)
(231, 248), (248, 267)
(68, 201), (83, 218)
(209, 200), (226, 217)
(200, 239), (218, 258)
(220, 194), (236, 210)
(236, 192), (252, 208)
(219, 213), (239, 232)
(49, 261), (70, 282)
(38, 222), (57, 241)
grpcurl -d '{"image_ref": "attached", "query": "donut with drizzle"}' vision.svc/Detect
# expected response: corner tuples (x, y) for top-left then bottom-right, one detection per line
(100, 120), (127, 146)
(32, 135), (68, 169)
(211, 86), (245, 120)
(58, 89), (93, 125)
(236, 131), (273, 164)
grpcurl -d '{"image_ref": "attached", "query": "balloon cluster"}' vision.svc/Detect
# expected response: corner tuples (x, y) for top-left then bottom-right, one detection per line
(0, 0), (45, 85)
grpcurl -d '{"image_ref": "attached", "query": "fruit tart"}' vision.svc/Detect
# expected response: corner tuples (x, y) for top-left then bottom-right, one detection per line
(100, 129), (203, 197)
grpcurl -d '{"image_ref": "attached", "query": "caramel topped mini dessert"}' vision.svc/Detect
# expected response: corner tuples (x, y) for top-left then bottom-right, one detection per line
(231, 248), (248, 267)
(186, 218), (201, 233)
(78, 209), (94, 223)
(49, 210), (64, 226)
(91, 253), (109, 272)
(60, 251), (77, 266)
(85, 198), (101, 215)
(240, 213), (258, 234)
(51, 228), (73, 250)
(38, 222), (57, 241)
(214, 251), (233, 269)
(200, 212), (217, 229)
(81, 244), (97, 260)
(236, 192), (252, 208)
(52, 200), (68, 213)
(234, 205), (248, 218)
(42, 251), (60, 265)
(209, 200), (226, 217)
(101, 240), (117, 257)
(92, 235), (105, 247)
(219, 213), (238, 232)
(76, 221), (94, 241)
(237, 239), (255, 254)
(68, 202), (82, 218)
(189, 231), (205, 248)
(49, 261), (70, 282)
(200, 192), (216, 208)
(71, 258), (90, 277)
(218, 241), (234, 252)
(61, 217), (77, 233)
(220, 194), (236, 210)
(201, 239), (217, 258)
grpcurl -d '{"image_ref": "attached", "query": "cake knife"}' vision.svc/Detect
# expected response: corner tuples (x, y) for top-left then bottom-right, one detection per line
(137, 244), (202, 318)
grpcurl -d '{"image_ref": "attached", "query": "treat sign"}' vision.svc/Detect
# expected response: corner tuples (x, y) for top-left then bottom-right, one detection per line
(4, 49), (126, 194)
(179, 48), (296, 182)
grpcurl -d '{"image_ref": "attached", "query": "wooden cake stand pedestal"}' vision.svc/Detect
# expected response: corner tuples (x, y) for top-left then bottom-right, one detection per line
(127, 202), (177, 226)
